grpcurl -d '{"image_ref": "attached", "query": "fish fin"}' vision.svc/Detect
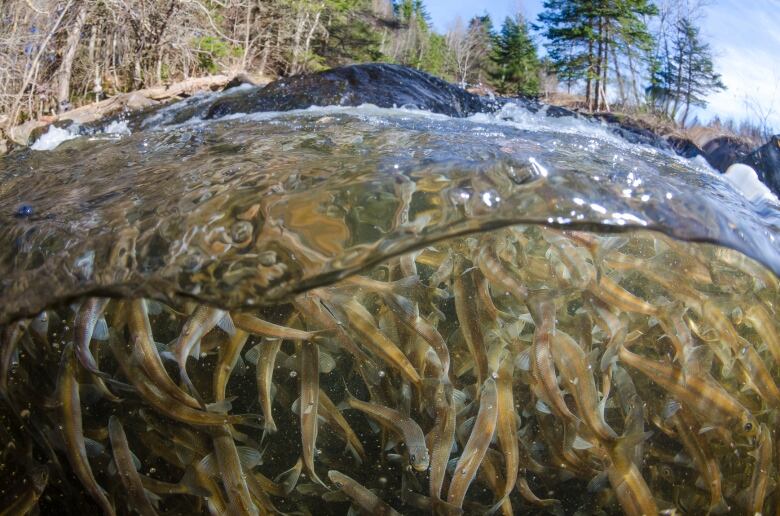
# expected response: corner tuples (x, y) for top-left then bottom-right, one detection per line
(383, 435), (400, 452)
(709, 499), (730, 515)
(233, 355), (248, 377)
(515, 348), (531, 371)
(179, 465), (211, 497)
(366, 419), (381, 434)
(662, 399), (681, 420)
(237, 446), (263, 469)
(587, 471), (609, 493)
(174, 445), (195, 466)
(392, 275), (422, 295)
(217, 313), (236, 335)
(158, 349), (176, 363)
(275, 458), (303, 495)
(229, 414), (264, 429)
(144, 489), (162, 508)
(291, 397), (301, 415)
(92, 317), (109, 341)
(319, 351), (336, 374)
(673, 452), (692, 466)
(107, 459), (117, 477)
(535, 399), (551, 414)
(145, 300), (163, 315)
(452, 388), (469, 408)
(345, 443), (363, 465)
(459, 415), (476, 439)
(244, 344), (261, 365)
(206, 397), (234, 414)
(446, 457), (459, 474)
(198, 453), (217, 477)
(572, 435), (594, 450)
(79, 384), (105, 405)
(84, 437), (105, 458)
(130, 450), (142, 471)
(385, 453), (403, 463)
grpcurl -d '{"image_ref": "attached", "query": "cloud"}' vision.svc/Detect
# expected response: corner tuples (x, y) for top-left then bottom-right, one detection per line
(700, 1), (780, 131)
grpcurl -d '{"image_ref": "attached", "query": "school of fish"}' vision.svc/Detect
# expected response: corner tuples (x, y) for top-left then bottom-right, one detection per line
(0, 222), (779, 516)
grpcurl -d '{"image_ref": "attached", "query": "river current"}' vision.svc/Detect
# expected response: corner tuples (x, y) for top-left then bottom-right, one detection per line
(0, 90), (779, 515)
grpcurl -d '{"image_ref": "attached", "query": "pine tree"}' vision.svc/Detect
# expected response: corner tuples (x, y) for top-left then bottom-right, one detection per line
(648, 17), (725, 125)
(490, 16), (541, 96)
(535, 0), (593, 100)
(537, 0), (657, 110)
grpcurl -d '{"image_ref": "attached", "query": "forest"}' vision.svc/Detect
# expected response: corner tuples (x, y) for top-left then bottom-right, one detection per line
(0, 0), (768, 141)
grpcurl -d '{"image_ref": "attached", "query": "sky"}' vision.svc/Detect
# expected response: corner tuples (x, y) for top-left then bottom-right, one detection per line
(425, 0), (780, 132)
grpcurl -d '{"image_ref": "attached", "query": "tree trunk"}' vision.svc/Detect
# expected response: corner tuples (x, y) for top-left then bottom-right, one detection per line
(601, 23), (609, 111)
(57, 3), (89, 111)
(627, 48), (640, 106)
(593, 16), (604, 111)
(611, 44), (625, 107)
(586, 17), (594, 110)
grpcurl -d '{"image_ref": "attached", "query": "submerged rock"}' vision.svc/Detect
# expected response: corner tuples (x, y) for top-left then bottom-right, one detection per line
(205, 63), (494, 119)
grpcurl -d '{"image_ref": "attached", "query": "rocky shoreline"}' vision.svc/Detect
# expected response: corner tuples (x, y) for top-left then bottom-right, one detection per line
(4, 63), (778, 197)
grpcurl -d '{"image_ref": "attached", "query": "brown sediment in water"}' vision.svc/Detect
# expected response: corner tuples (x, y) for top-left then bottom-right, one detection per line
(0, 224), (779, 515)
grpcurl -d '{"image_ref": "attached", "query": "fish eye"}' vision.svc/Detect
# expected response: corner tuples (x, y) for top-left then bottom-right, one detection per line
(744, 422), (754, 432)
(410, 454), (416, 462)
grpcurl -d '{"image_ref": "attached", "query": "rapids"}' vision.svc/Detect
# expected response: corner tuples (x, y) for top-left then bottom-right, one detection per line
(1, 69), (780, 515)
(1, 96), (778, 325)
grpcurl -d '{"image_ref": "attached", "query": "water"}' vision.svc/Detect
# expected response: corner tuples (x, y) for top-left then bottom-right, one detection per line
(0, 96), (779, 515)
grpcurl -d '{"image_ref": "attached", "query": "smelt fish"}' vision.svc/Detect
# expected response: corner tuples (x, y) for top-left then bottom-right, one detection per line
(341, 387), (430, 472)
(328, 470), (400, 516)
(447, 378), (498, 509)
(57, 343), (116, 516)
(108, 416), (159, 516)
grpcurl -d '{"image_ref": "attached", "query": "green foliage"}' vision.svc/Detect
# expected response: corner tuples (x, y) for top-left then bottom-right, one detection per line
(536, 0), (658, 108)
(315, 0), (385, 65)
(193, 36), (240, 74)
(419, 33), (450, 79)
(490, 16), (541, 96)
(648, 17), (725, 124)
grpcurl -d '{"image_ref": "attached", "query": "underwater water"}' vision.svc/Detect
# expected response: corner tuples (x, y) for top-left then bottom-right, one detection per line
(1, 99), (779, 515)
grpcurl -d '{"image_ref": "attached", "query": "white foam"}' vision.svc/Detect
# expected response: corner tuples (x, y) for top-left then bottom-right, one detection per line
(724, 163), (778, 203)
(31, 125), (79, 151)
(104, 120), (131, 135)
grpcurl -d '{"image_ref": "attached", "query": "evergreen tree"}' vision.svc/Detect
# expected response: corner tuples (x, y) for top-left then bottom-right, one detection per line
(490, 16), (541, 96)
(535, 0), (592, 97)
(314, 0), (384, 66)
(648, 17), (725, 125)
(537, 0), (657, 110)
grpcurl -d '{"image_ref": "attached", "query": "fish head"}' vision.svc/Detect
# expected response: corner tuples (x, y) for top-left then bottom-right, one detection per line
(737, 412), (759, 440)
(409, 446), (430, 472)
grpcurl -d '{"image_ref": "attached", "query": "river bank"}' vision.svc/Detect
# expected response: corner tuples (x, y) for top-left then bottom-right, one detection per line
(3, 65), (777, 197)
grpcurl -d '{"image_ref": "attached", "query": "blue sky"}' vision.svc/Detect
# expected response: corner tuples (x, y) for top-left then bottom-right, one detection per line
(425, 0), (780, 132)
